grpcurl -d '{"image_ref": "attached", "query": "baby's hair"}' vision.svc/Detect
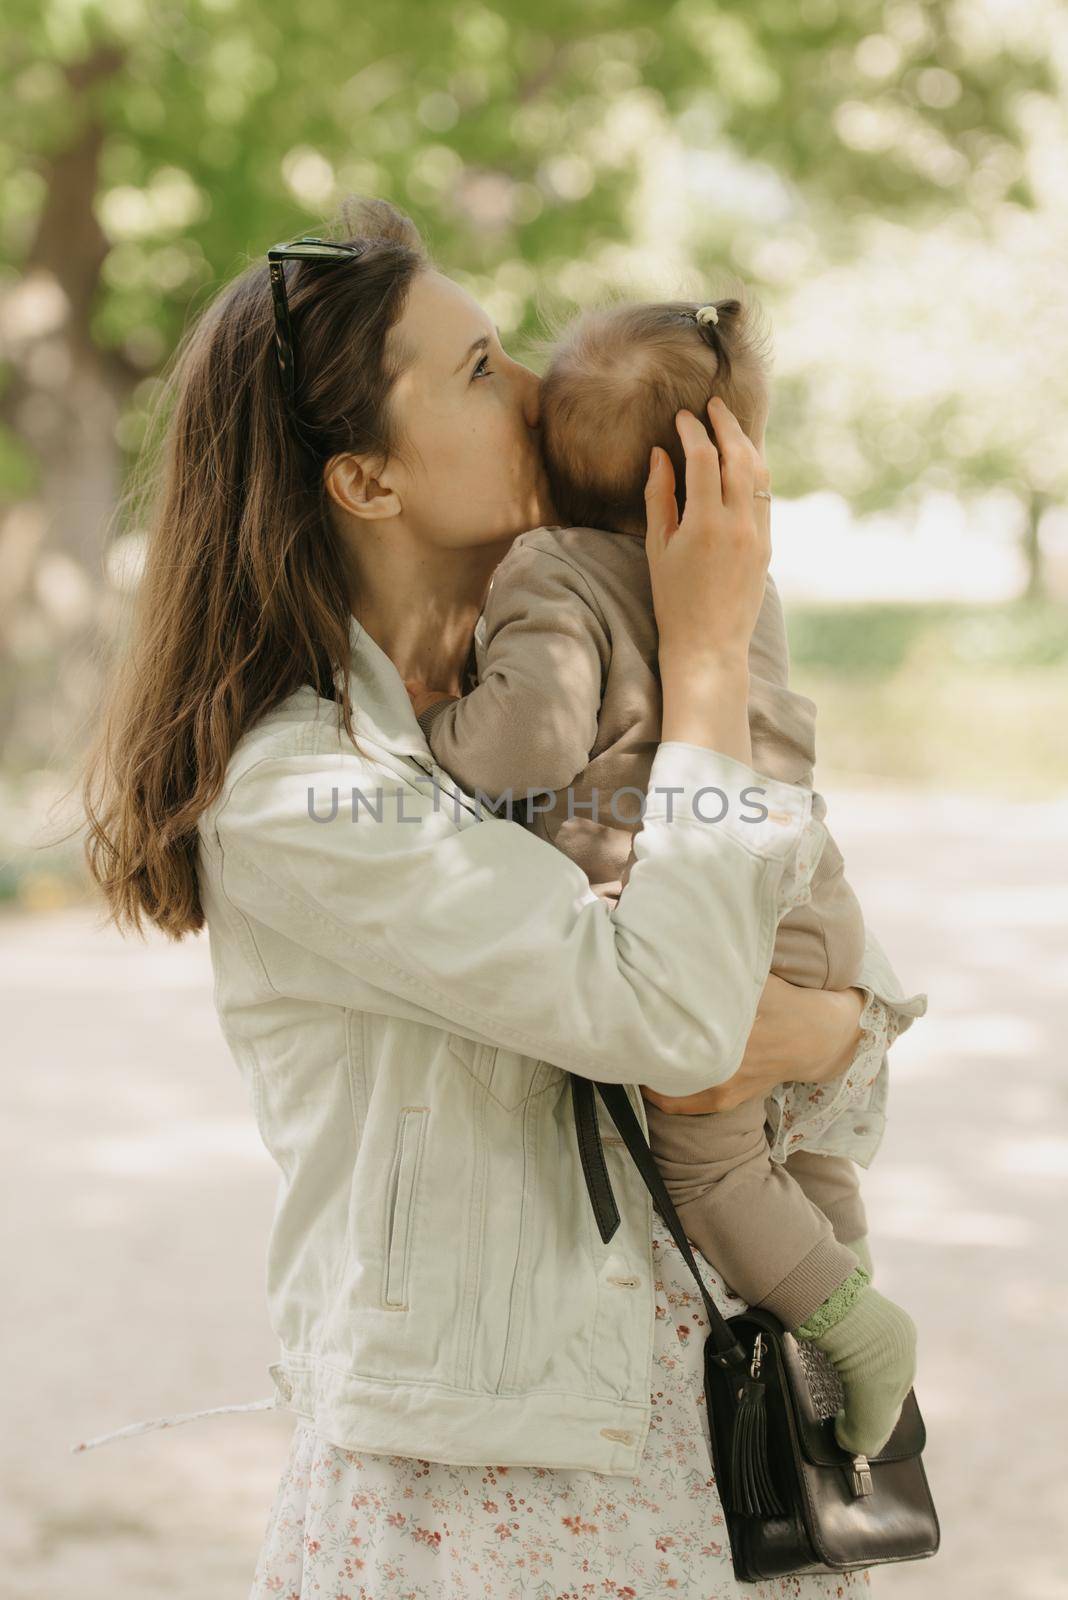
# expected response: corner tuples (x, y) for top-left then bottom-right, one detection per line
(531, 290), (772, 533)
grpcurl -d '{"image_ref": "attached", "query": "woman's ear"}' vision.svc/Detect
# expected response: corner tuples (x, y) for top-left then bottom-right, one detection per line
(324, 452), (402, 523)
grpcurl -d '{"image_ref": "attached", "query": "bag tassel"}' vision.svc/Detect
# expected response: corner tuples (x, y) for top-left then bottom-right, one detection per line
(727, 1334), (784, 1518)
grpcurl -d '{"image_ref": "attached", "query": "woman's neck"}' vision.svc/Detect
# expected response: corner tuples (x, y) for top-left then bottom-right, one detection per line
(348, 531), (514, 696)
(356, 602), (481, 697)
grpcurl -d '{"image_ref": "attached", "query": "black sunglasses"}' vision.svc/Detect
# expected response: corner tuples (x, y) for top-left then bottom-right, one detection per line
(266, 234), (368, 422)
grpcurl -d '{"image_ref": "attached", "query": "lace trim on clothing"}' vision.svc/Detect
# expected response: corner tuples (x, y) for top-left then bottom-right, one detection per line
(795, 1266), (872, 1340)
(775, 814), (828, 916)
(764, 985), (895, 1163)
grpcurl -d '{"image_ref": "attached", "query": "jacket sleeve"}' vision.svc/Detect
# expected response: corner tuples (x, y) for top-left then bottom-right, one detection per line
(854, 922), (928, 1038)
(415, 542), (610, 798)
(209, 736), (826, 1095)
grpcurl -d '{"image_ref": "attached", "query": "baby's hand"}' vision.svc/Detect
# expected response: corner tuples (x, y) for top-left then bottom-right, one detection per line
(404, 683), (460, 718)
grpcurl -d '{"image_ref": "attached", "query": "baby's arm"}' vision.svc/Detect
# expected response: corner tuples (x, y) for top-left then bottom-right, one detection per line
(415, 539), (610, 802)
(644, 1095), (861, 1330)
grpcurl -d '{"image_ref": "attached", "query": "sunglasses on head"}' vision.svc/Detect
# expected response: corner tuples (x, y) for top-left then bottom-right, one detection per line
(266, 234), (368, 425)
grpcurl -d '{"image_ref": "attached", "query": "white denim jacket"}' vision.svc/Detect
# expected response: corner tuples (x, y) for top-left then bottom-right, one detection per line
(76, 616), (926, 1476)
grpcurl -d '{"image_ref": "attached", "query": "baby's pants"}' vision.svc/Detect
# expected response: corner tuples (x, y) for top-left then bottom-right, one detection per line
(644, 1095), (868, 1329)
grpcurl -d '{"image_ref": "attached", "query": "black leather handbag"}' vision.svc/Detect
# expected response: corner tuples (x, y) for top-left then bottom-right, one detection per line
(571, 1076), (941, 1583)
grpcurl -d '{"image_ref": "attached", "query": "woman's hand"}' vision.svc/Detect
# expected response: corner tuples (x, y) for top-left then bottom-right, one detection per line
(644, 397), (771, 671)
(639, 973), (866, 1115)
(644, 398), (771, 761)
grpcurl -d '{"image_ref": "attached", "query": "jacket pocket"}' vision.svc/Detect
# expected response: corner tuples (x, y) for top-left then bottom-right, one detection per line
(383, 1106), (429, 1309)
(447, 1033), (565, 1114)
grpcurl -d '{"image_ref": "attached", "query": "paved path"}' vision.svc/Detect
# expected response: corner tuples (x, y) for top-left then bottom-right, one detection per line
(2, 783), (1066, 1598)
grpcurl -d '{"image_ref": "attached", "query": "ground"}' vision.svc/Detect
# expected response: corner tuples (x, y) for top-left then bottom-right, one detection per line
(2, 780), (1065, 1599)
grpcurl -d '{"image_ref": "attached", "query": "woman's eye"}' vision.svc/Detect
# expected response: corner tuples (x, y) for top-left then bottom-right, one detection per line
(473, 353), (493, 380)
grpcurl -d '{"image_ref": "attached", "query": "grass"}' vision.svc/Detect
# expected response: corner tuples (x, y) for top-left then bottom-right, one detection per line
(785, 598), (1068, 794)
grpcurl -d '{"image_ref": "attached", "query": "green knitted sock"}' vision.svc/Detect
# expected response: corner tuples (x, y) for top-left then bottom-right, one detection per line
(795, 1271), (917, 1458)
(843, 1233), (874, 1279)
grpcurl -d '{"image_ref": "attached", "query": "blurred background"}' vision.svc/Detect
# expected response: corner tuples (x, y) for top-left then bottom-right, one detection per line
(1, 1), (1065, 1595)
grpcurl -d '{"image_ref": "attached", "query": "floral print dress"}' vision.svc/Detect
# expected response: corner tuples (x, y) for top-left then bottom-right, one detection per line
(249, 1201), (874, 1600)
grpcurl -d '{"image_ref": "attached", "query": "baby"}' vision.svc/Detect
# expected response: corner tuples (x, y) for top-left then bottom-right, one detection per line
(413, 293), (920, 1458)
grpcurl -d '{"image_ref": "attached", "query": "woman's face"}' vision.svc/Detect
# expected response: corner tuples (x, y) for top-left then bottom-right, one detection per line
(374, 269), (556, 547)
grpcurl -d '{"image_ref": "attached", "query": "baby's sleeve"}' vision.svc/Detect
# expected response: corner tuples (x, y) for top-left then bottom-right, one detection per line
(644, 1096), (861, 1327)
(417, 538), (611, 802)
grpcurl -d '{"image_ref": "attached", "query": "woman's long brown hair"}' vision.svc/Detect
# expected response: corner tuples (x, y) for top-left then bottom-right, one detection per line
(82, 196), (430, 939)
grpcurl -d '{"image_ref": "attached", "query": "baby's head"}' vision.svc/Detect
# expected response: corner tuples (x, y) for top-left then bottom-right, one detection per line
(537, 295), (771, 535)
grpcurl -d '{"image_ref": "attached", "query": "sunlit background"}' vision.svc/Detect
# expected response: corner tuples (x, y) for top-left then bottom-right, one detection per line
(2, 2), (1066, 1596)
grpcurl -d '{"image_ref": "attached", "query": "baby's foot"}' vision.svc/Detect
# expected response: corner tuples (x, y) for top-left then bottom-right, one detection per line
(795, 1274), (917, 1457)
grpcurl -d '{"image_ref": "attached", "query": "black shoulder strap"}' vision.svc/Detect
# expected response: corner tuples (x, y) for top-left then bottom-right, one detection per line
(571, 1075), (748, 1372)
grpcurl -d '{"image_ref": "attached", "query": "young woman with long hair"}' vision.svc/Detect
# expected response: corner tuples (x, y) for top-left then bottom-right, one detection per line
(81, 196), (913, 1596)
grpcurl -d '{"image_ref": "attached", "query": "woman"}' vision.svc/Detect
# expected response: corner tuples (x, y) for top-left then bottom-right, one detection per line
(84, 197), (921, 1596)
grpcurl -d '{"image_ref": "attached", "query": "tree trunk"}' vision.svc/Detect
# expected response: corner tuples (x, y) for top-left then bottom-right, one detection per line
(0, 45), (130, 769)
(1022, 487), (1048, 604)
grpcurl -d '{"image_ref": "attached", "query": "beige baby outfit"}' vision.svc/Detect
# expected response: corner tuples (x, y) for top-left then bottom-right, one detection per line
(417, 523), (873, 1327)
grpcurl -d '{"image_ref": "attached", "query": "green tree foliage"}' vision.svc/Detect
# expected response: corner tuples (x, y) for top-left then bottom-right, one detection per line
(0, 0), (1057, 769)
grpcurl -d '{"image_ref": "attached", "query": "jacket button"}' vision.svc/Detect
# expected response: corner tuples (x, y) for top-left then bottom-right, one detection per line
(853, 1124), (868, 1136)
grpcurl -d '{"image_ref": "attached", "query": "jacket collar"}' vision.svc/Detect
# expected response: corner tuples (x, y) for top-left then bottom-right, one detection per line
(345, 613), (483, 760)
(344, 614), (433, 759)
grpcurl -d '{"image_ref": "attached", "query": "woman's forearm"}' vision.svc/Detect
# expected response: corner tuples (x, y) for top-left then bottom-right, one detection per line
(659, 655), (753, 767)
(792, 985), (867, 1084)
(641, 978), (866, 1116)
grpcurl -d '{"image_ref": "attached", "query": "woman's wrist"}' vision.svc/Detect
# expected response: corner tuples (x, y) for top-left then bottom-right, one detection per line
(659, 653), (753, 764)
(798, 985), (867, 1085)
(639, 975), (866, 1118)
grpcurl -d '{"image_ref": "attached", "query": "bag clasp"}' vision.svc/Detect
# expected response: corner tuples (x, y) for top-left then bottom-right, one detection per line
(849, 1453), (874, 1497)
